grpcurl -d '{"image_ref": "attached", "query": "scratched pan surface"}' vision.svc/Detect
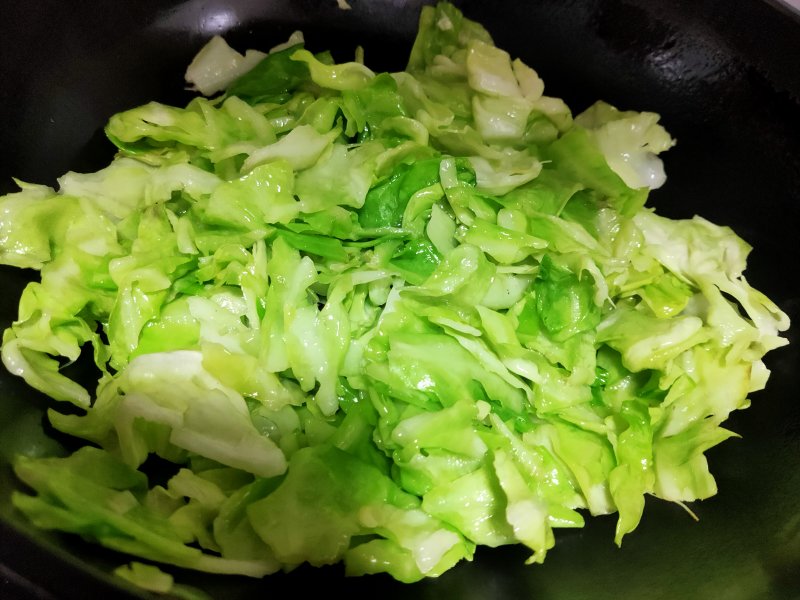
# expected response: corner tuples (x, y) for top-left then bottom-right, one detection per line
(1, 1), (799, 599)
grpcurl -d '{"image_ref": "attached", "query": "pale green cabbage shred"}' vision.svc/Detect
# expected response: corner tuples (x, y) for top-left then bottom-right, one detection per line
(0, 1), (789, 589)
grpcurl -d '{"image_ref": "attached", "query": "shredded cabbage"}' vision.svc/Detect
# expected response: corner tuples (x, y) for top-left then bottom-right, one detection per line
(0, 1), (789, 591)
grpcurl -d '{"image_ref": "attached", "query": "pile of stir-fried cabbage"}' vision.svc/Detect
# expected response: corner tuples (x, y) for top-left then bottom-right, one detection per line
(0, 2), (789, 592)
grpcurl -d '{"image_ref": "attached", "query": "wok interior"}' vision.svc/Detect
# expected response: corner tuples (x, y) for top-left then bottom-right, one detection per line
(0, 1), (798, 598)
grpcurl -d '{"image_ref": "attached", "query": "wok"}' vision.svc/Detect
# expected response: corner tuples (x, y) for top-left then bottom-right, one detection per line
(1, 1), (798, 598)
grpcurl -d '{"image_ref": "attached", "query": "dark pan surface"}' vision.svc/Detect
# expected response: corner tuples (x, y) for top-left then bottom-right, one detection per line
(1, 1), (799, 599)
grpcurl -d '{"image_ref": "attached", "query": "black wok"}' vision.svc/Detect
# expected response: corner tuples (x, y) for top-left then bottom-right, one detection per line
(1, 1), (799, 598)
